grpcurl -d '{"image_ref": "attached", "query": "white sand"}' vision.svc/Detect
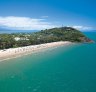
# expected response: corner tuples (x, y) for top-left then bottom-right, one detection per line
(0, 41), (72, 61)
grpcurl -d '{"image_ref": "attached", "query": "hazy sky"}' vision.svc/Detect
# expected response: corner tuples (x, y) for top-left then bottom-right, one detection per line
(0, 0), (96, 32)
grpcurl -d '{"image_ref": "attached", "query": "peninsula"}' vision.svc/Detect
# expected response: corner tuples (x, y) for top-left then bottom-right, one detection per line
(0, 27), (93, 61)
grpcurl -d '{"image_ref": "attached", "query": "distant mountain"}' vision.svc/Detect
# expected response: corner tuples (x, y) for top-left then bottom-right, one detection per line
(0, 27), (39, 33)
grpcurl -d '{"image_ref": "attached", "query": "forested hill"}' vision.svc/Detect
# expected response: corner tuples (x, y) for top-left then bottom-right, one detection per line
(35, 27), (92, 42)
(0, 27), (93, 49)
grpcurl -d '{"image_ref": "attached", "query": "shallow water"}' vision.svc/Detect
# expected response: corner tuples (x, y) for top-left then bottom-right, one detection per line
(0, 32), (96, 92)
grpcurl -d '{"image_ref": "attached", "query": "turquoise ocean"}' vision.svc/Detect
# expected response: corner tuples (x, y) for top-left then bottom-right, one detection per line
(0, 32), (96, 92)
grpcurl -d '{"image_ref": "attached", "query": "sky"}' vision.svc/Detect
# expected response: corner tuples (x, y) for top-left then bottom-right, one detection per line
(0, 0), (96, 32)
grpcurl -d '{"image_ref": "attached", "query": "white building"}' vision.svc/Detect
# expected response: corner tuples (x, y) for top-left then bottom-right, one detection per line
(14, 37), (29, 41)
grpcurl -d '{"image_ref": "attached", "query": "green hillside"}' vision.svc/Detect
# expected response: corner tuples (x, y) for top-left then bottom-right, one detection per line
(0, 27), (92, 49)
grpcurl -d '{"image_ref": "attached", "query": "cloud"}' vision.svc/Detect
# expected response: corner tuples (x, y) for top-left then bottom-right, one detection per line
(0, 16), (55, 30)
(0, 16), (94, 31)
(41, 16), (49, 18)
(72, 26), (93, 31)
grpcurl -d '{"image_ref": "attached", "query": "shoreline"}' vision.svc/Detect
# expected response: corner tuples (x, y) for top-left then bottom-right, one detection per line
(0, 41), (72, 62)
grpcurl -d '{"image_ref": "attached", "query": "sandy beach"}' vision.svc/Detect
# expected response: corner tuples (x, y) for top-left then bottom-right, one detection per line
(0, 41), (72, 61)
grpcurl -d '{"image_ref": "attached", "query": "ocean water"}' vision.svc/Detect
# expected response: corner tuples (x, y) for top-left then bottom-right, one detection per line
(0, 32), (96, 92)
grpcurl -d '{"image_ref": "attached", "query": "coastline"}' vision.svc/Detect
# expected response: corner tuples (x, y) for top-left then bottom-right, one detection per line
(0, 41), (72, 62)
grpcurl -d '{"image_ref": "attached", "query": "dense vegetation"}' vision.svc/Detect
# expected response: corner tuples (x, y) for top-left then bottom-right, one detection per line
(0, 27), (92, 49)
